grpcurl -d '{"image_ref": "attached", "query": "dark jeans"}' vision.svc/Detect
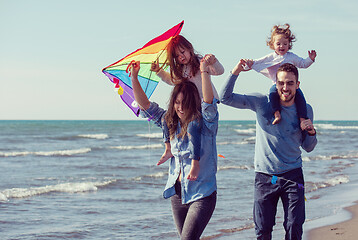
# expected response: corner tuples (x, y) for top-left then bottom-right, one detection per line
(254, 168), (305, 240)
(171, 181), (216, 240)
(269, 84), (308, 119)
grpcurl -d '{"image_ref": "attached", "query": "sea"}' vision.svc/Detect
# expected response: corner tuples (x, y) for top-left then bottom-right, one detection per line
(1, 120), (358, 240)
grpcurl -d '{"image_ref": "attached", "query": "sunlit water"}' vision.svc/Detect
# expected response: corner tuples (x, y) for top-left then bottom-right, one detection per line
(1, 120), (357, 239)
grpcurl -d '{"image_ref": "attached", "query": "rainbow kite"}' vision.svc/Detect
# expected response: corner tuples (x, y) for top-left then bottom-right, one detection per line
(102, 21), (184, 116)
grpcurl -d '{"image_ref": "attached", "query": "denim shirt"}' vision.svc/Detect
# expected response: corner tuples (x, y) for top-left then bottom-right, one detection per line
(141, 99), (219, 204)
(220, 74), (317, 174)
(162, 118), (201, 161)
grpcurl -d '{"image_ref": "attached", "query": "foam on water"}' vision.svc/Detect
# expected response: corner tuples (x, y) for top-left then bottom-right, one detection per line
(303, 152), (358, 161)
(0, 180), (117, 202)
(217, 140), (250, 146)
(0, 148), (92, 157)
(218, 165), (252, 171)
(234, 128), (256, 134)
(109, 143), (163, 150)
(133, 171), (167, 181)
(316, 123), (358, 130)
(77, 134), (109, 139)
(306, 175), (350, 192)
(136, 133), (163, 139)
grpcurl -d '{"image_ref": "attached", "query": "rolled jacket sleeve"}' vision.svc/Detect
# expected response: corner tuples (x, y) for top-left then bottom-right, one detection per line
(140, 102), (166, 128)
(202, 98), (219, 135)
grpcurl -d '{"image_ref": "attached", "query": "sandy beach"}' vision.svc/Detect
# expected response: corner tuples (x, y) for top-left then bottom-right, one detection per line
(307, 201), (358, 240)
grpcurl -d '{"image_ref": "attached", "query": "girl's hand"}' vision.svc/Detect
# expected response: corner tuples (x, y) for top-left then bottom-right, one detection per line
(242, 59), (254, 70)
(308, 50), (317, 61)
(232, 59), (249, 75)
(203, 54), (217, 65)
(150, 60), (160, 73)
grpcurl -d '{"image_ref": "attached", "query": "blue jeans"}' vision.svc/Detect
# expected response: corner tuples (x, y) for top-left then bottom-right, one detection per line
(171, 181), (216, 240)
(254, 168), (305, 240)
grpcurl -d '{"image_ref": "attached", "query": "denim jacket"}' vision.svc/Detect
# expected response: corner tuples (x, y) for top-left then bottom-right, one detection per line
(141, 99), (219, 204)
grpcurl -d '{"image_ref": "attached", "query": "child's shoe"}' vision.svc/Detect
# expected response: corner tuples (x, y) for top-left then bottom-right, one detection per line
(272, 111), (281, 125)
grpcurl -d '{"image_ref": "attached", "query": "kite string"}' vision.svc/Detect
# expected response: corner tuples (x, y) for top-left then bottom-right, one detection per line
(119, 85), (155, 121)
(268, 173), (305, 189)
(147, 119), (152, 163)
(115, 80), (157, 164)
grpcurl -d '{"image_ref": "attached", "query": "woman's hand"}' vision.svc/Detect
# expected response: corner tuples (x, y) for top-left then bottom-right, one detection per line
(130, 61), (151, 110)
(200, 54), (214, 72)
(130, 61), (140, 78)
(200, 56), (214, 103)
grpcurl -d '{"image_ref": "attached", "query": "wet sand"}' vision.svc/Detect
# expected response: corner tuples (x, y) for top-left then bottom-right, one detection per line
(307, 201), (358, 240)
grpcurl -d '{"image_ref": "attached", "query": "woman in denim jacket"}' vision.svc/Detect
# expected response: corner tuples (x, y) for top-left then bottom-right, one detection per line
(130, 55), (218, 240)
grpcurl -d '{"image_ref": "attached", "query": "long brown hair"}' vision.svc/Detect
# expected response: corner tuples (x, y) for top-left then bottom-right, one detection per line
(165, 81), (201, 139)
(267, 23), (296, 50)
(166, 35), (201, 83)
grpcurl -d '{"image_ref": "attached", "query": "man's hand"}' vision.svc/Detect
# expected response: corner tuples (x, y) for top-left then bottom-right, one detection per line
(232, 59), (251, 75)
(300, 118), (316, 135)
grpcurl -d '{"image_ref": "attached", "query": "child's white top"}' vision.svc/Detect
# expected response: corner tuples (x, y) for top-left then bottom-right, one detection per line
(252, 52), (314, 83)
(156, 60), (224, 99)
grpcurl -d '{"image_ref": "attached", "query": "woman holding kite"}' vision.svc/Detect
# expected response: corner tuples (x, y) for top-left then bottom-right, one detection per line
(130, 55), (219, 239)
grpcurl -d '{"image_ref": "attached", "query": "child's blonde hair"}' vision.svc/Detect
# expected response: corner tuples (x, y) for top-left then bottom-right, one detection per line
(267, 24), (296, 50)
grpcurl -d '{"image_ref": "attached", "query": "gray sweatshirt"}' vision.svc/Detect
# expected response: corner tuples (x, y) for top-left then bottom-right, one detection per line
(220, 73), (317, 174)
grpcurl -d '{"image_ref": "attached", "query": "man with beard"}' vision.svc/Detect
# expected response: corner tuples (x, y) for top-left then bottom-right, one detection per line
(220, 62), (317, 240)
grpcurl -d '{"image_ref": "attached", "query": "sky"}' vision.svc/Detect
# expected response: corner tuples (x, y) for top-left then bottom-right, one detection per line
(1, 0), (357, 120)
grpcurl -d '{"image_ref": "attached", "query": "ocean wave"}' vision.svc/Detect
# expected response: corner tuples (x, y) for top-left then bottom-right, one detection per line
(244, 136), (256, 141)
(0, 180), (116, 202)
(303, 153), (358, 161)
(217, 141), (250, 146)
(218, 165), (252, 171)
(109, 144), (163, 150)
(234, 128), (256, 134)
(132, 171), (167, 181)
(136, 133), (163, 139)
(0, 148), (91, 157)
(78, 134), (109, 139)
(306, 175), (350, 192)
(316, 123), (358, 130)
